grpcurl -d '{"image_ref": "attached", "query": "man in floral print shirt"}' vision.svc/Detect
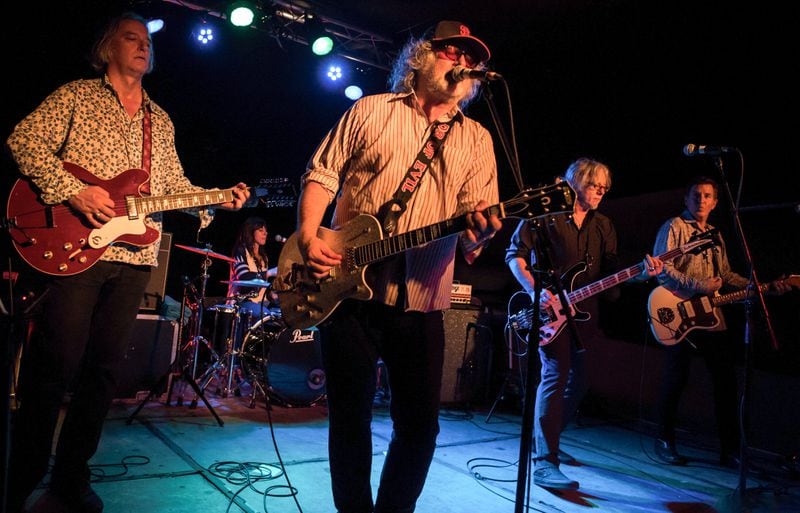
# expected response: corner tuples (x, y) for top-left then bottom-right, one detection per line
(5, 12), (248, 513)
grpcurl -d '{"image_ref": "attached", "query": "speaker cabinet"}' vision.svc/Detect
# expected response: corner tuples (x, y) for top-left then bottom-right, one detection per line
(140, 232), (172, 311)
(115, 314), (179, 400)
(440, 306), (493, 405)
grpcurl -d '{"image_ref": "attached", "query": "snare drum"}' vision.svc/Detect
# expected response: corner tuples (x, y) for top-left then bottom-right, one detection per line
(241, 316), (325, 407)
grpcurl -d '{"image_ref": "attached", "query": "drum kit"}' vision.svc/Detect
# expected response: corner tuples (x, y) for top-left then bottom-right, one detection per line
(172, 243), (326, 409)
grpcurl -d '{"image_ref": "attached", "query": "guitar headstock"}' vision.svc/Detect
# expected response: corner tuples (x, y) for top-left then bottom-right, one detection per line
(503, 181), (576, 219)
(684, 228), (719, 254)
(249, 178), (297, 208)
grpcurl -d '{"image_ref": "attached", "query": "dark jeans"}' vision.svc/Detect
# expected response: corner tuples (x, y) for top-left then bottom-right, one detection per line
(656, 329), (740, 455)
(7, 261), (150, 509)
(533, 327), (590, 466)
(319, 299), (445, 513)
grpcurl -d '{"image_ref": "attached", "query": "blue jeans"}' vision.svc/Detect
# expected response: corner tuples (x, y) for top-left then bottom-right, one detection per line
(533, 328), (589, 466)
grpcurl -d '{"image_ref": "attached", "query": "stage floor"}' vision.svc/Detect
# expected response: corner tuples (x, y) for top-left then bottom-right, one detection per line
(18, 380), (800, 513)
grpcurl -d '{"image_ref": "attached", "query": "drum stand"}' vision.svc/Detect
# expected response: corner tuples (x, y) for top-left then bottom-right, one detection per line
(196, 308), (247, 398)
(127, 254), (224, 426)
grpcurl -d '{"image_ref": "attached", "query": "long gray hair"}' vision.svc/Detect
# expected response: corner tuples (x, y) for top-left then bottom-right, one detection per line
(387, 36), (481, 109)
(90, 12), (155, 74)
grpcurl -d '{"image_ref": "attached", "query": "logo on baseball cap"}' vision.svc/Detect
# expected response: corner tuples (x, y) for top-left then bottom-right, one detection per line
(430, 20), (491, 64)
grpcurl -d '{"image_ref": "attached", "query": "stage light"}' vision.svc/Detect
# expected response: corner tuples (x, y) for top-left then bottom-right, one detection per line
(146, 18), (165, 34)
(226, 1), (257, 28)
(305, 13), (333, 56)
(344, 85), (363, 101)
(196, 26), (214, 45)
(327, 65), (342, 81)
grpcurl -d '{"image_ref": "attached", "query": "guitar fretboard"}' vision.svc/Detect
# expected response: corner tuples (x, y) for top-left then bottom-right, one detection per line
(354, 217), (469, 265)
(712, 284), (770, 307)
(568, 244), (697, 303)
(349, 184), (576, 267)
(129, 189), (234, 216)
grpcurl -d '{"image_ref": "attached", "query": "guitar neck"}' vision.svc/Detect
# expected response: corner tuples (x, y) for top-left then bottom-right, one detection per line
(712, 283), (770, 307)
(353, 204), (507, 266)
(567, 244), (691, 304)
(132, 188), (235, 215)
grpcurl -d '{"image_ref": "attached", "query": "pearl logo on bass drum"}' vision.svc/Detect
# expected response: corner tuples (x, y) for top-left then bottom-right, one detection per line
(290, 329), (317, 344)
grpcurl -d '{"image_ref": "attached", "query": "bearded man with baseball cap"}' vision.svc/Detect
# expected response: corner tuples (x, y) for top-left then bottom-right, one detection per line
(294, 20), (500, 513)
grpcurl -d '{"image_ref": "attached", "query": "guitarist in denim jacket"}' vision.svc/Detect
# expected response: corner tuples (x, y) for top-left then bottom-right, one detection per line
(652, 175), (790, 467)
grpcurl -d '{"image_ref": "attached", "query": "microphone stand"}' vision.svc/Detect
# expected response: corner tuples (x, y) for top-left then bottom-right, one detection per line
(514, 217), (583, 513)
(712, 155), (778, 506)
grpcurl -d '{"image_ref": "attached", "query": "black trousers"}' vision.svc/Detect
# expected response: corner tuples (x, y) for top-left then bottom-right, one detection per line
(7, 261), (150, 508)
(656, 329), (740, 456)
(319, 299), (445, 513)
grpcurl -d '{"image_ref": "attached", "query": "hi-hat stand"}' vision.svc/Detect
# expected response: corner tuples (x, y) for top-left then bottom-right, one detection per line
(127, 249), (223, 426)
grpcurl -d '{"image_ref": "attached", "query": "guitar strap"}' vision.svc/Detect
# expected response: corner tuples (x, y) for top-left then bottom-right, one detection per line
(376, 117), (457, 234)
(140, 104), (152, 195)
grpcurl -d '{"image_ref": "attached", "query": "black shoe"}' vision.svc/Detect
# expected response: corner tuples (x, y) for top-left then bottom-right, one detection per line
(533, 462), (579, 490)
(558, 449), (577, 465)
(49, 483), (104, 513)
(719, 453), (741, 469)
(654, 438), (687, 465)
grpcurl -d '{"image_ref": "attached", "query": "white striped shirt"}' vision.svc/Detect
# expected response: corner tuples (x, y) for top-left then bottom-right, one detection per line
(302, 92), (499, 312)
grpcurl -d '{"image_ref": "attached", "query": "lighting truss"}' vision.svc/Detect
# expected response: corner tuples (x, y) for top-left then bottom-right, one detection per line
(162, 0), (397, 70)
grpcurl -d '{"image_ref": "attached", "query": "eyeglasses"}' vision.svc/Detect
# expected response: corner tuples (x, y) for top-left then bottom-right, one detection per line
(434, 43), (478, 68)
(587, 182), (610, 193)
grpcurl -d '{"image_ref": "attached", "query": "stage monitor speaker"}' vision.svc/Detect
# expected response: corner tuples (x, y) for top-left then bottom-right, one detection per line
(140, 232), (172, 311)
(441, 306), (492, 406)
(115, 314), (179, 400)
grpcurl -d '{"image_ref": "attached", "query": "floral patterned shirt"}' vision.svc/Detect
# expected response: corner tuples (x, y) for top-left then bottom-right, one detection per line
(7, 75), (215, 267)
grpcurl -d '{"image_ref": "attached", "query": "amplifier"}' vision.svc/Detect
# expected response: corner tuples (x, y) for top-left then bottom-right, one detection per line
(440, 306), (492, 405)
(115, 314), (179, 400)
(140, 232), (172, 312)
(450, 282), (473, 305)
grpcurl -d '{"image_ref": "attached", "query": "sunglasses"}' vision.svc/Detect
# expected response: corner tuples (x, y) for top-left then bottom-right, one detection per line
(434, 43), (478, 68)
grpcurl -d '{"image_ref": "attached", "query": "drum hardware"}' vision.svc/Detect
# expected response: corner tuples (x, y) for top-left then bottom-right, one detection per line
(195, 304), (252, 398)
(127, 243), (227, 426)
(221, 278), (272, 289)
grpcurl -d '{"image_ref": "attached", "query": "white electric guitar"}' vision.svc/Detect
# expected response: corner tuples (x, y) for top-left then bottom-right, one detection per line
(648, 274), (800, 346)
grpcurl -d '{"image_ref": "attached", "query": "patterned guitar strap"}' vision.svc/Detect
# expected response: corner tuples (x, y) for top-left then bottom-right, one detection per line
(141, 103), (152, 195)
(376, 117), (457, 234)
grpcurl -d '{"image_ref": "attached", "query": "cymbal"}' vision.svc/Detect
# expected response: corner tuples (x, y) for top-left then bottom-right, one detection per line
(221, 279), (272, 288)
(175, 244), (236, 263)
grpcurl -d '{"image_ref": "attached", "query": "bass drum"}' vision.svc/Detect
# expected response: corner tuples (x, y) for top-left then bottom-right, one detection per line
(241, 316), (326, 407)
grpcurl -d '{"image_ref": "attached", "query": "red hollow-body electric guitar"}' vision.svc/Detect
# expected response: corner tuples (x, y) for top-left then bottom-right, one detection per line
(6, 162), (289, 276)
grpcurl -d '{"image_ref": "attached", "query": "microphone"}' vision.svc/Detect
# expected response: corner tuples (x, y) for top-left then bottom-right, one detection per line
(274, 234), (287, 243)
(449, 65), (503, 82)
(682, 144), (736, 156)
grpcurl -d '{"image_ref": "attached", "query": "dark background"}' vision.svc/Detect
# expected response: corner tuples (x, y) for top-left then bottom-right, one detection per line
(2, 1), (798, 382)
